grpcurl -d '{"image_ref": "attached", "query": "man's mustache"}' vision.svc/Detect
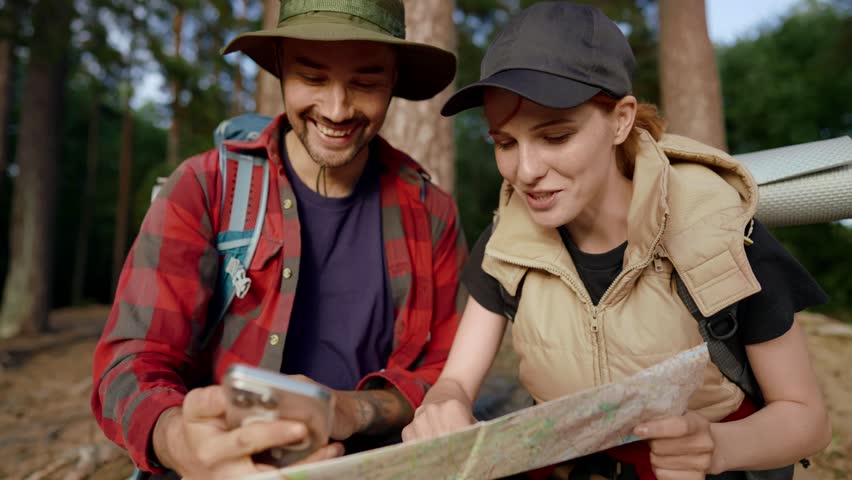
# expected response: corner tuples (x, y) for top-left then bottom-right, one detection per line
(301, 109), (369, 129)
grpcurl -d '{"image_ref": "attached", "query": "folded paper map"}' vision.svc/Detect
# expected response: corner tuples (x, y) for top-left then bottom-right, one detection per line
(247, 344), (710, 480)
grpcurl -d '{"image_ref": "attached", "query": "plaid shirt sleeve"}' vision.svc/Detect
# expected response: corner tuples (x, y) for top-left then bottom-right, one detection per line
(358, 182), (468, 408)
(91, 152), (221, 473)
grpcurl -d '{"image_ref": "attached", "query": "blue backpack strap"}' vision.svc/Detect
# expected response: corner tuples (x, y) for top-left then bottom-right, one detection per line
(218, 151), (270, 296)
(132, 115), (273, 479)
(200, 114), (273, 349)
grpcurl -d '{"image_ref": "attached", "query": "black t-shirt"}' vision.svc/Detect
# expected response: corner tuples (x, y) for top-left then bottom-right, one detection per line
(463, 219), (828, 344)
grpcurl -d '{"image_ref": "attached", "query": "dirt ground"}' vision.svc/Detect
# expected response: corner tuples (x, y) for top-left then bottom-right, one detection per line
(0, 306), (849, 480)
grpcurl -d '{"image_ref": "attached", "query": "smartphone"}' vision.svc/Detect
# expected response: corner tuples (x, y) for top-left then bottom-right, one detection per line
(222, 364), (334, 466)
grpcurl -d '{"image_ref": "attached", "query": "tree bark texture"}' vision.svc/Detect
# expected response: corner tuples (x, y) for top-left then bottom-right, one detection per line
(0, 34), (12, 185)
(167, 9), (184, 167)
(255, 0), (284, 117)
(231, 62), (244, 116)
(0, 1), (19, 194)
(71, 93), (100, 305)
(379, 0), (456, 192)
(0, 0), (74, 338)
(658, 0), (727, 151)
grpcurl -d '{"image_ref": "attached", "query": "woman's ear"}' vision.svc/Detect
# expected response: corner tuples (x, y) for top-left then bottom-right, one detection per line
(613, 95), (638, 145)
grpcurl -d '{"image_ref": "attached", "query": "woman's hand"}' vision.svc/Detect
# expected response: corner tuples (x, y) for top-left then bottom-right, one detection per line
(634, 411), (720, 480)
(401, 398), (476, 442)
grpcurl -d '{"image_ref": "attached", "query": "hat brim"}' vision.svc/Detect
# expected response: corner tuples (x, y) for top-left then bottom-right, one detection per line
(441, 69), (602, 116)
(223, 20), (456, 102)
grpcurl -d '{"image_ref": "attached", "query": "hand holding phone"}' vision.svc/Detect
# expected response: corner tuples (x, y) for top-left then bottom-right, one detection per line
(222, 364), (335, 467)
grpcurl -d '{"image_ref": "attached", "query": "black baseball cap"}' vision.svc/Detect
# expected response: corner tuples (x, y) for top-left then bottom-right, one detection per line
(441, 2), (636, 116)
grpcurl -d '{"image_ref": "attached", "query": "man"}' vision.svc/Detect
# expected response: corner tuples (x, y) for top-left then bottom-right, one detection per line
(91, 1), (466, 478)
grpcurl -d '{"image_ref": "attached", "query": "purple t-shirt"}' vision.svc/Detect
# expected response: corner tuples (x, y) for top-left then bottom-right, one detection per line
(280, 147), (394, 390)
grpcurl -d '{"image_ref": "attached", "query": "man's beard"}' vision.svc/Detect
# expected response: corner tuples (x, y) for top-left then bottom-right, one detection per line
(295, 111), (371, 169)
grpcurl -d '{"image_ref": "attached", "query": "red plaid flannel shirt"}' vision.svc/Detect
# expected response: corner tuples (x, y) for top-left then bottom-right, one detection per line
(91, 115), (468, 472)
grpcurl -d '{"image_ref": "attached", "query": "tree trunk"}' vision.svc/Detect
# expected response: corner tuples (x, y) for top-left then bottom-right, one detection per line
(379, 0), (456, 192)
(0, 37), (11, 185)
(658, 0), (727, 151)
(112, 88), (133, 294)
(167, 9), (184, 167)
(0, 0), (73, 338)
(231, 65), (244, 116)
(230, 0), (249, 117)
(0, 2), (19, 194)
(255, 0), (283, 117)
(71, 92), (100, 305)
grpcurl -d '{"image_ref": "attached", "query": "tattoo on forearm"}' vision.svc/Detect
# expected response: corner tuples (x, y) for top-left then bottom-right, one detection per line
(355, 388), (414, 435)
(356, 396), (371, 432)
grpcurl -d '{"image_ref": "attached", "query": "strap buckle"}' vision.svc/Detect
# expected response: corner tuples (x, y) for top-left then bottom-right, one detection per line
(707, 310), (738, 340)
(226, 257), (252, 299)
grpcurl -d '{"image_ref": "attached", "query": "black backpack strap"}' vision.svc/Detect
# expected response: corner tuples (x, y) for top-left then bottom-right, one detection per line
(672, 271), (764, 406)
(674, 271), (799, 480)
(498, 276), (523, 322)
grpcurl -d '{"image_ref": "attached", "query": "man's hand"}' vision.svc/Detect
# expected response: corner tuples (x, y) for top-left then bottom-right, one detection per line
(634, 411), (720, 480)
(289, 375), (414, 441)
(152, 386), (343, 479)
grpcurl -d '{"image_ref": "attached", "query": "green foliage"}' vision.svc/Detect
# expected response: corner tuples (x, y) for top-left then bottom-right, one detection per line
(719, 2), (852, 153)
(49, 88), (168, 306)
(718, 1), (852, 318)
(768, 223), (852, 319)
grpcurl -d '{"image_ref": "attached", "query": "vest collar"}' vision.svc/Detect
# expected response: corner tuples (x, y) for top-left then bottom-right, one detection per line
(484, 129), (669, 301)
(484, 130), (762, 314)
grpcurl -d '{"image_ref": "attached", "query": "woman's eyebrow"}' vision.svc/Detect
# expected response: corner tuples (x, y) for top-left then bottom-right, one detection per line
(530, 118), (577, 131)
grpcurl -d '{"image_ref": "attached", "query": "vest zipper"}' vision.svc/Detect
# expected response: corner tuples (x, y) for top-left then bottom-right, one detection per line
(590, 305), (603, 385)
(487, 212), (669, 389)
(485, 253), (603, 386)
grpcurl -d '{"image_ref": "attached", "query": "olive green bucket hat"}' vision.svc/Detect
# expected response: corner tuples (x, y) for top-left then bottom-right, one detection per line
(223, 0), (457, 101)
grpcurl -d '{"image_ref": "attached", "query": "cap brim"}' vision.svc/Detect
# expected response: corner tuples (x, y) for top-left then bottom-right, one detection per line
(441, 69), (601, 116)
(223, 21), (456, 101)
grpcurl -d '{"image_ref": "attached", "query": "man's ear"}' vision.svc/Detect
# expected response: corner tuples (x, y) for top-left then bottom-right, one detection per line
(613, 95), (638, 145)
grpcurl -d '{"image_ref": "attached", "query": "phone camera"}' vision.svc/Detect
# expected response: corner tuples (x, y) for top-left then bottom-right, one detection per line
(259, 393), (278, 409)
(233, 391), (254, 408)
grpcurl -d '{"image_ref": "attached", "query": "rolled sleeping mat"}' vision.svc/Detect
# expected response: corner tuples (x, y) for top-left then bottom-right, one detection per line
(736, 136), (852, 227)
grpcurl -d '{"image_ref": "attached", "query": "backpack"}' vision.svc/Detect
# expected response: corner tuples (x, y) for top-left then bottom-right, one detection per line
(493, 223), (800, 480)
(150, 113), (274, 350)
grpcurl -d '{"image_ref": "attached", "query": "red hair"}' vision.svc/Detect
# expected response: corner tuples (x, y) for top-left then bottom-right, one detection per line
(588, 93), (666, 179)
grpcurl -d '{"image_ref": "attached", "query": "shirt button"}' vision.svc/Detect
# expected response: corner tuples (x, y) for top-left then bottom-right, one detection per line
(283, 198), (293, 210)
(269, 334), (280, 345)
(282, 268), (293, 279)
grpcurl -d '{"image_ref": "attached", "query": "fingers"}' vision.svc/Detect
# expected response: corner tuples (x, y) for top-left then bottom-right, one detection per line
(650, 451), (713, 472)
(291, 443), (345, 466)
(287, 374), (316, 385)
(402, 401), (474, 442)
(652, 468), (707, 480)
(196, 420), (309, 465)
(648, 433), (714, 456)
(183, 386), (228, 422)
(637, 412), (715, 479)
(401, 420), (423, 442)
(635, 412), (707, 440)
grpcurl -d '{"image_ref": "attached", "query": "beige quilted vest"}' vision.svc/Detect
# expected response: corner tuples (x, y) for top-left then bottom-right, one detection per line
(482, 131), (762, 421)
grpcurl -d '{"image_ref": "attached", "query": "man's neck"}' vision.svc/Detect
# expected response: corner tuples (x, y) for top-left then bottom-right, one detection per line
(284, 130), (371, 198)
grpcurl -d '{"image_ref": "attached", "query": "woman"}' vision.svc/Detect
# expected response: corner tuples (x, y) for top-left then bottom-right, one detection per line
(402, 3), (831, 479)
